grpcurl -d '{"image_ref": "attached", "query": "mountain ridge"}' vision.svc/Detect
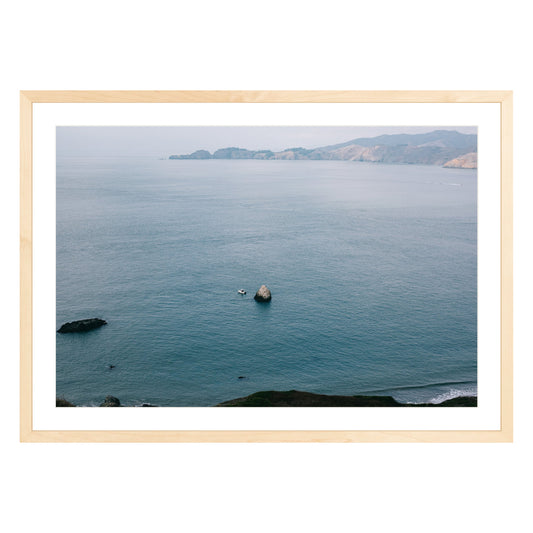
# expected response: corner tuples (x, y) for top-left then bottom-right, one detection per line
(170, 129), (477, 168)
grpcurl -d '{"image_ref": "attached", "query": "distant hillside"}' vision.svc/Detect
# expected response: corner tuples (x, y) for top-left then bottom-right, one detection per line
(321, 129), (477, 150)
(443, 152), (477, 169)
(170, 129), (477, 168)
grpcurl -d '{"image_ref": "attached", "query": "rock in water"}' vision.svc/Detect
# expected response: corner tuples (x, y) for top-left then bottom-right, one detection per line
(254, 285), (272, 302)
(56, 397), (75, 407)
(57, 318), (107, 333)
(100, 395), (121, 407)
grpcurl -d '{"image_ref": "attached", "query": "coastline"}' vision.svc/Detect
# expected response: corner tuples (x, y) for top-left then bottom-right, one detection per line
(57, 390), (477, 408)
(215, 390), (477, 407)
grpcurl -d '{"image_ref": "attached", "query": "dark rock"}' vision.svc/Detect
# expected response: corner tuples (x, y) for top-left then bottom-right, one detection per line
(56, 397), (75, 407)
(100, 395), (121, 407)
(254, 285), (271, 302)
(57, 318), (107, 333)
(141, 403), (157, 407)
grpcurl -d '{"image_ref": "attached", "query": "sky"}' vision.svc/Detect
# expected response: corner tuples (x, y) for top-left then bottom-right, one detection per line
(56, 125), (478, 158)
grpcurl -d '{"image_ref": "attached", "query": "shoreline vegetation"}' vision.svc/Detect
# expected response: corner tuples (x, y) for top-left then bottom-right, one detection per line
(56, 390), (477, 408)
(169, 130), (477, 169)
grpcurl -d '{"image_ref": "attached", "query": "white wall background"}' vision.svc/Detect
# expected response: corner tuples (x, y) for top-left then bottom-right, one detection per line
(1, 1), (530, 532)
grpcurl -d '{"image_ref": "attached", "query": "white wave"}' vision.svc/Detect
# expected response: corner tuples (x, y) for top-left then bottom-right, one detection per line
(428, 385), (477, 404)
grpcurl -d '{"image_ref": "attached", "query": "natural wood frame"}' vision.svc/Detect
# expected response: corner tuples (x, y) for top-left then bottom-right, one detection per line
(20, 91), (513, 442)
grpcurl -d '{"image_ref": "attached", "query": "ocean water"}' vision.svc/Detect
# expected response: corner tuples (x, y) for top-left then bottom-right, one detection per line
(56, 158), (477, 406)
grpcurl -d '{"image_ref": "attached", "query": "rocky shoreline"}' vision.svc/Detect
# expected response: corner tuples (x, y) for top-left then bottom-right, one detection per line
(57, 390), (477, 408)
(215, 390), (477, 407)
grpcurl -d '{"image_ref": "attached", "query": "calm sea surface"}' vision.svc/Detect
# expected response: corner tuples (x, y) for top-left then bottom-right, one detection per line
(56, 158), (477, 406)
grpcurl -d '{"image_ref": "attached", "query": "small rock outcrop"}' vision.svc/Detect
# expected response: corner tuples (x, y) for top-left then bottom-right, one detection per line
(100, 395), (121, 407)
(254, 285), (272, 302)
(56, 397), (75, 407)
(57, 318), (107, 333)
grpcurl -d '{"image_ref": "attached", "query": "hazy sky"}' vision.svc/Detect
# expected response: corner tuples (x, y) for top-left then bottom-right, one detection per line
(57, 125), (477, 158)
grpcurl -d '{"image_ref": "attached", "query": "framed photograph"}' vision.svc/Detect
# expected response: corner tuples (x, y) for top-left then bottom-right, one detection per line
(20, 91), (512, 442)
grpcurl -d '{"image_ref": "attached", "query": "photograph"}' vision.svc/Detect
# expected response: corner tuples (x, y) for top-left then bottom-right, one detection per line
(55, 124), (478, 409)
(4, 4), (529, 532)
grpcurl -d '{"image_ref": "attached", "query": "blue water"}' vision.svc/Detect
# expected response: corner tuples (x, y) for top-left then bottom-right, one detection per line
(56, 158), (477, 406)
